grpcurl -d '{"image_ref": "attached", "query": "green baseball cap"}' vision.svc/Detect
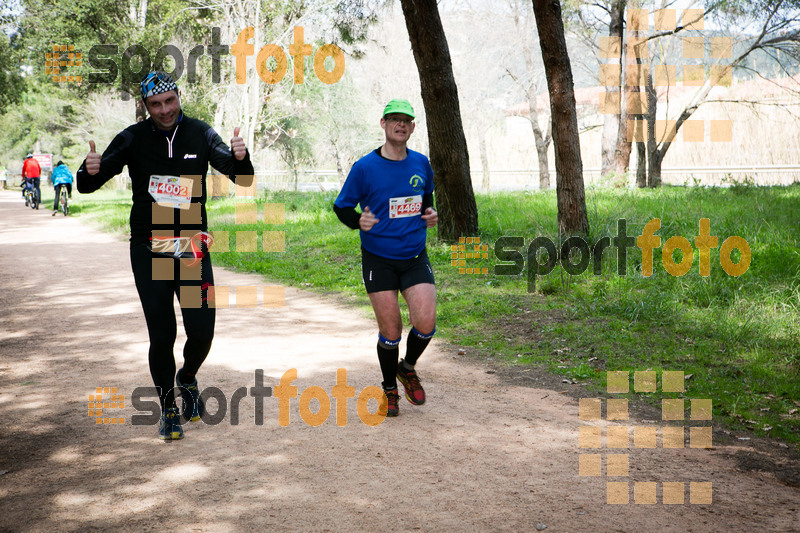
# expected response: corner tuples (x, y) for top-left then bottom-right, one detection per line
(383, 99), (415, 119)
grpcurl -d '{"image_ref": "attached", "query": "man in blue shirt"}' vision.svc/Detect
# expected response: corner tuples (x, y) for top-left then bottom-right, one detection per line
(334, 99), (438, 417)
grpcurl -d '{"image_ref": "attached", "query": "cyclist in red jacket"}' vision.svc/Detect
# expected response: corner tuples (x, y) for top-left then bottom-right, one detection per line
(21, 154), (41, 207)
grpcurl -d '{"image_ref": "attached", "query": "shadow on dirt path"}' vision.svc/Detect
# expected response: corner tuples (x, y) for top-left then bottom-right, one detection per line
(0, 190), (797, 532)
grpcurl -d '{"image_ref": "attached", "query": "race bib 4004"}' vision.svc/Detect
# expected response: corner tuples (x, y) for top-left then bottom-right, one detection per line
(389, 195), (422, 219)
(148, 175), (193, 209)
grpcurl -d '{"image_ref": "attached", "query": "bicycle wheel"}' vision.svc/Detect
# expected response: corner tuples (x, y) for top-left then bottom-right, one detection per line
(30, 190), (38, 210)
(60, 189), (69, 216)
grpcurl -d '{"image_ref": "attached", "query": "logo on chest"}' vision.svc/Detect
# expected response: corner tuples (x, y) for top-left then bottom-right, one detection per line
(409, 174), (425, 191)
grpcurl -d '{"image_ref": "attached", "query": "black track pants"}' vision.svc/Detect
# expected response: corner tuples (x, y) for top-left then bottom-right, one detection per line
(130, 243), (215, 411)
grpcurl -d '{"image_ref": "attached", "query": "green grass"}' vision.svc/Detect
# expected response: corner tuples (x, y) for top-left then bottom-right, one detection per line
(72, 184), (800, 445)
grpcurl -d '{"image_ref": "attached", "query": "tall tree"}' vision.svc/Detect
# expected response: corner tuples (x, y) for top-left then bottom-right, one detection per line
(399, 0), (479, 241)
(635, 1), (800, 186)
(531, 0), (589, 234)
(598, 0), (626, 179)
(0, 4), (26, 110)
(508, 0), (552, 190)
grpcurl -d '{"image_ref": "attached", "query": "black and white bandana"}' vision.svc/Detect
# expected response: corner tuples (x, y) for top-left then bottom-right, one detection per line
(140, 71), (178, 101)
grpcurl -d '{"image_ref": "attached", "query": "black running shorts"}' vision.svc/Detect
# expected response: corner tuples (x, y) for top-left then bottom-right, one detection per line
(361, 248), (435, 293)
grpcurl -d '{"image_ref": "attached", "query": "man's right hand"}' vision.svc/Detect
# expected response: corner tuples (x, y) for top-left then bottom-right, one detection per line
(359, 206), (379, 231)
(85, 140), (101, 175)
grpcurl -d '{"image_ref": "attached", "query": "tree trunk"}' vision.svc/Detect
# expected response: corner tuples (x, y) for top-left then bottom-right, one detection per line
(527, 94), (551, 190)
(400, 0), (478, 241)
(647, 146), (662, 188)
(517, 9), (551, 190)
(479, 134), (490, 193)
(615, 1), (643, 175)
(332, 140), (346, 186)
(644, 71), (662, 187)
(531, 0), (588, 235)
(636, 140), (646, 187)
(135, 99), (146, 123)
(600, 0), (625, 179)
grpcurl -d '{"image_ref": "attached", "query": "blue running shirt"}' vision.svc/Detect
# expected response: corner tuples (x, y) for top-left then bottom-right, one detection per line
(335, 148), (434, 260)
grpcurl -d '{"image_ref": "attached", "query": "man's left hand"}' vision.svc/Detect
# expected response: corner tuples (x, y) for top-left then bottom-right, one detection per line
(231, 126), (247, 161)
(422, 207), (438, 228)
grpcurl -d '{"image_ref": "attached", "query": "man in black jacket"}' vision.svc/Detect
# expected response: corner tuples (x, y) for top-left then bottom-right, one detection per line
(78, 71), (254, 440)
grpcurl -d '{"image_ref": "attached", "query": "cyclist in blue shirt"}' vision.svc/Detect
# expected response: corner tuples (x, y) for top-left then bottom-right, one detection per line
(51, 160), (73, 214)
(334, 99), (438, 417)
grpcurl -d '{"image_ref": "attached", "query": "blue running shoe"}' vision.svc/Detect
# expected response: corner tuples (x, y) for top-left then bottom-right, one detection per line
(176, 369), (205, 422)
(158, 407), (184, 440)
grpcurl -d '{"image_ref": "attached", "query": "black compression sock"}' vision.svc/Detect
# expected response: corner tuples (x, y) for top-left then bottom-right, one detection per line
(377, 335), (401, 389)
(405, 327), (435, 366)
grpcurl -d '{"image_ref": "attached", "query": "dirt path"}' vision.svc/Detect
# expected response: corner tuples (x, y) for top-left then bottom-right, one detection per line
(0, 189), (797, 532)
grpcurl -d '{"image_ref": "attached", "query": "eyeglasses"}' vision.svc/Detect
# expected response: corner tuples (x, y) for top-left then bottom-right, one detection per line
(385, 115), (414, 125)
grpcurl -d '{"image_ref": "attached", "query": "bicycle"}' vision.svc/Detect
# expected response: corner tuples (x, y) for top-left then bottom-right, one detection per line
(57, 186), (69, 216)
(22, 181), (39, 210)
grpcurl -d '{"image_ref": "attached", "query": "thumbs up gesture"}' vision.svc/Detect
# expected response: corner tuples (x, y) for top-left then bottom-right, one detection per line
(86, 140), (101, 175)
(230, 126), (246, 161)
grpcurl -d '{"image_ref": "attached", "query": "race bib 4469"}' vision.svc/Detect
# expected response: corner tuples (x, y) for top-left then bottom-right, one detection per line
(389, 195), (422, 219)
